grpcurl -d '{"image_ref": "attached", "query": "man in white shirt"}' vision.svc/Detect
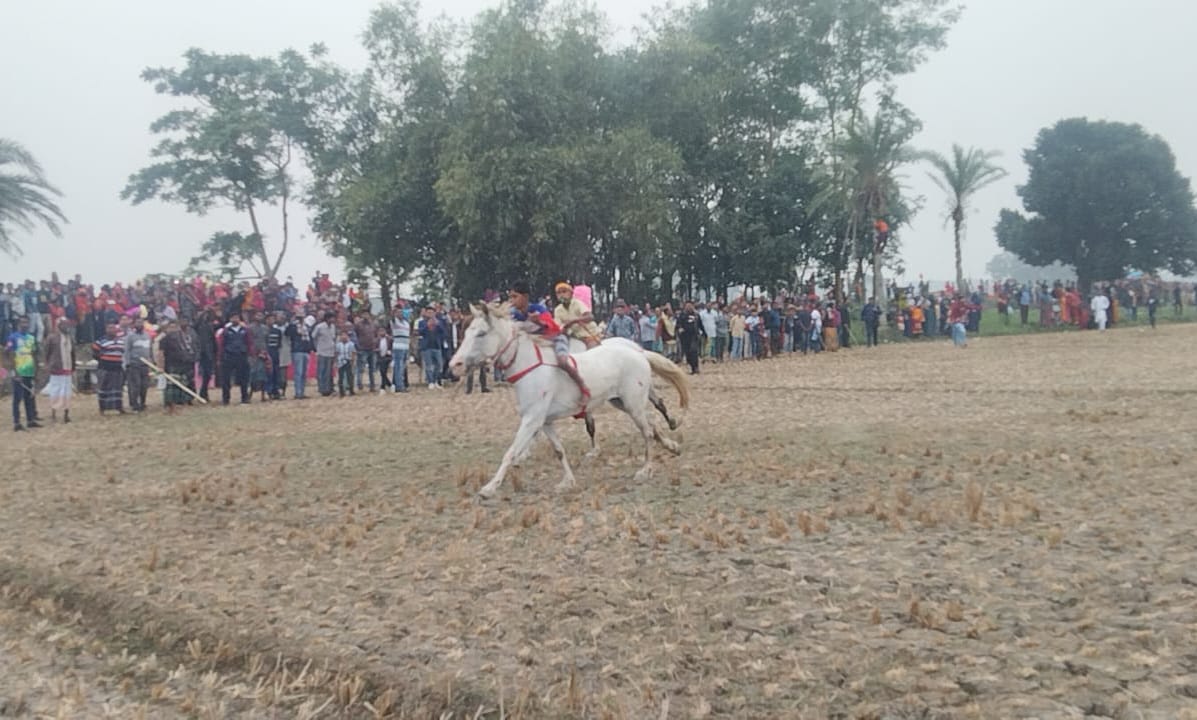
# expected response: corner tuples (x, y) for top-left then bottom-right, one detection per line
(1090, 292), (1110, 331)
(810, 306), (823, 352)
(698, 303), (718, 359)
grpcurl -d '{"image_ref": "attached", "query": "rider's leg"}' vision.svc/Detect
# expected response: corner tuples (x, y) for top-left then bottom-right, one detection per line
(554, 336), (589, 401)
(558, 351), (590, 399)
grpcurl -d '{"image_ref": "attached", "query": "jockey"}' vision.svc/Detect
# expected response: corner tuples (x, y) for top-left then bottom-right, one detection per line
(553, 281), (600, 350)
(508, 280), (591, 405)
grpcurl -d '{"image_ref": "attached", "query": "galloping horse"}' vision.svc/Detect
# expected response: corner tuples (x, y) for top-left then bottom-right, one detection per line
(569, 336), (683, 459)
(449, 303), (690, 498)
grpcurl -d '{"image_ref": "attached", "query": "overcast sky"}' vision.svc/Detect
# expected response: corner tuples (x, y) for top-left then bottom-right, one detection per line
(4, 0), (1196, 287)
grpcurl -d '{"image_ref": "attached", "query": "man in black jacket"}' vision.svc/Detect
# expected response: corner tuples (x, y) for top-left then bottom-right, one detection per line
(675, 300), (706, 374)
(285, 315), (314, 399)
(196, 309), (218, 401)
(861, 298), (882, 347)
(221, 314), (251, 405)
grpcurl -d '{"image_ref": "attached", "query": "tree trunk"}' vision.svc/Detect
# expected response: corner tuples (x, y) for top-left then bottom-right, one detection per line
(872, 251), (884, 309)
(953, 211), (964, 292)
(246, 201), (271, 278)
(272, 186), (289, 279)
(377, 264), (392, 311)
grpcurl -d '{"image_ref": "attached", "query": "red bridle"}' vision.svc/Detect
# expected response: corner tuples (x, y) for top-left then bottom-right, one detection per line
(488, 323), (573, 385)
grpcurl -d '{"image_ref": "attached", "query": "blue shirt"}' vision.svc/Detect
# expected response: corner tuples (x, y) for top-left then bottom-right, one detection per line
(418, 319), (446, 351)
(510, 303), (559, 335)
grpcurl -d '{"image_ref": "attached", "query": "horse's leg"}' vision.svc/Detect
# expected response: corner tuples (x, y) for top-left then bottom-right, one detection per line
(653, 423), (681, 456)
(479, 414), (543, 499)
(541, 424), (578, 491)
(649, 389), (681, 430)
(624, 404), (656, 483)
(583, 414), (600, 459)
(513, 430), (542, 466)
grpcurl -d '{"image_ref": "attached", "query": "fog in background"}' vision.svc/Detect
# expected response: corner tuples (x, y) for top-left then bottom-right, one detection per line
(4, 0), (1195, 286)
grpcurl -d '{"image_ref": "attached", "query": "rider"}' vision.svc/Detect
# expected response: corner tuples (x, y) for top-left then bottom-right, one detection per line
(508, 280), (591, 407)
(553, 281), (600, 350)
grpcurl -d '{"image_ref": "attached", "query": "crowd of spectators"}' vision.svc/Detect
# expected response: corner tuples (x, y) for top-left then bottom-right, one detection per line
(3, 271), (1194, 431)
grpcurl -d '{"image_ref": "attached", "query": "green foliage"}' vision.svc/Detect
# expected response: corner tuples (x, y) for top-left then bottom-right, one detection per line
(187, 231), (264, 280)
(304, 3), (459, 303)
(130, 0), (960, 303)
(922, 143), (1007, 290)
(996, 118), (1197, 289)
(123, 48), (341, 278)
(0, 139), (68, 258)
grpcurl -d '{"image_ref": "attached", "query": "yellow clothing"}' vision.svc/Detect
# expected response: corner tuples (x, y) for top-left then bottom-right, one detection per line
(553, 297), (599, 341)
(730, 315), (746, 338)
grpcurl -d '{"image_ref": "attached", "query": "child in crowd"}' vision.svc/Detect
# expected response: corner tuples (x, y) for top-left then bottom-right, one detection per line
(335, 330), (355, 397)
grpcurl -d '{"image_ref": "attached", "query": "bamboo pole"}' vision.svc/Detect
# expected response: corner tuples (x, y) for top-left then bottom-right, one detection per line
(140, 357), (208, 404)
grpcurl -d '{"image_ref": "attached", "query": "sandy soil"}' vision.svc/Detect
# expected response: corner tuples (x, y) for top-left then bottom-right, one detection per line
(3, 324), (1197, 719)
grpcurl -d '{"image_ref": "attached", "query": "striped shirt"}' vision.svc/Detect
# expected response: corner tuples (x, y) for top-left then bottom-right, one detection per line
(92, 336), (124, 371)
(335, 340), (355, 367)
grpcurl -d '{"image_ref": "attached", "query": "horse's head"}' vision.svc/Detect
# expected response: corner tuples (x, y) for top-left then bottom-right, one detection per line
(449, 302), (511, 377)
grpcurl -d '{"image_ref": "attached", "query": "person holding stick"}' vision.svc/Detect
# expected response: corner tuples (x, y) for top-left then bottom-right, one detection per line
(157, 319), (197, 415)
(44, 316), (75, 423)
(5, 316), (42, 431)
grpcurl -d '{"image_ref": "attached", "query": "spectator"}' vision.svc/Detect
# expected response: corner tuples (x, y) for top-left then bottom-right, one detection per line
(390, 305), (411, 393)
(377, 325), (392, 393)
(6, 316), (41, 431)
(637, 305), (657, 352)
(266, 313), (285, 399)
(123, 319), (153, 412)
(354, 311), (377, 392)
(605, 300), (636, 340)
(313, 311), (337, 397)
(713, 305), (729, 361)
(287, 314), (314, 399)
(220, 313), (252, 405)
(335, 329), (355, 397)
(418, 308), (446, 389)
(861, 298), (882, 347)
(196, 309), (218, 401)
(92, 322), (125, 415)
(158, 319), (197, 415)
(675, 300), (706, 375)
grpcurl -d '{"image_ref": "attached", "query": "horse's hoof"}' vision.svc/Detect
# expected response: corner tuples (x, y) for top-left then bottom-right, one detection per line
(633, 467), (653, 483)
(476, 487), (497, 501)
(583, 449), (600, 461)
(555, 479), (577, 492)
(665, 442), (682, 457)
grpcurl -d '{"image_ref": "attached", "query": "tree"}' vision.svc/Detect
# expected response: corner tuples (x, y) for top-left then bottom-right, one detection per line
(122, 48), (340, 278)
(435, 1), (681, 303)
(835, 104), (920, 304)
(922, 144), (1006, 291)
(996, 118), (1197, 291)
(307, 3), (458, 306)
(0, 139), (68, 258)
(800, 0), (957, 301)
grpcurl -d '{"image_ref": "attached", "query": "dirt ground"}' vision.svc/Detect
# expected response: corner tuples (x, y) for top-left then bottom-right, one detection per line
(3, 325), (1197, 719)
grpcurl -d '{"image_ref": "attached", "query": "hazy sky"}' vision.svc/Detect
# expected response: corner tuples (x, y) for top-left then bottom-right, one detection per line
(4, 0), (1196, 287)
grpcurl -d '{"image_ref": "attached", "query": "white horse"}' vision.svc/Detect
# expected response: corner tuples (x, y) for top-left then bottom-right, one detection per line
(566, 336), (684, 460)
(449, 302), (690, 498)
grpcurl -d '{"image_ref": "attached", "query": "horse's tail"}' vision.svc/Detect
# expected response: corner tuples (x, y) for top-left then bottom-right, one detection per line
(645, 351), (690, 409)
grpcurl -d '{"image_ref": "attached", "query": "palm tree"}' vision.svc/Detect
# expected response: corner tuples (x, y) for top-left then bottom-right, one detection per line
(922, 145), (1007, 292)
(0, 139), (68, 258)
(836, 110), (918, 304)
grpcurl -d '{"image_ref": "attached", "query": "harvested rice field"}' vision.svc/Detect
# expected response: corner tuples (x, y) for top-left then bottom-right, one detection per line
(3, 325), (1197, 719)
